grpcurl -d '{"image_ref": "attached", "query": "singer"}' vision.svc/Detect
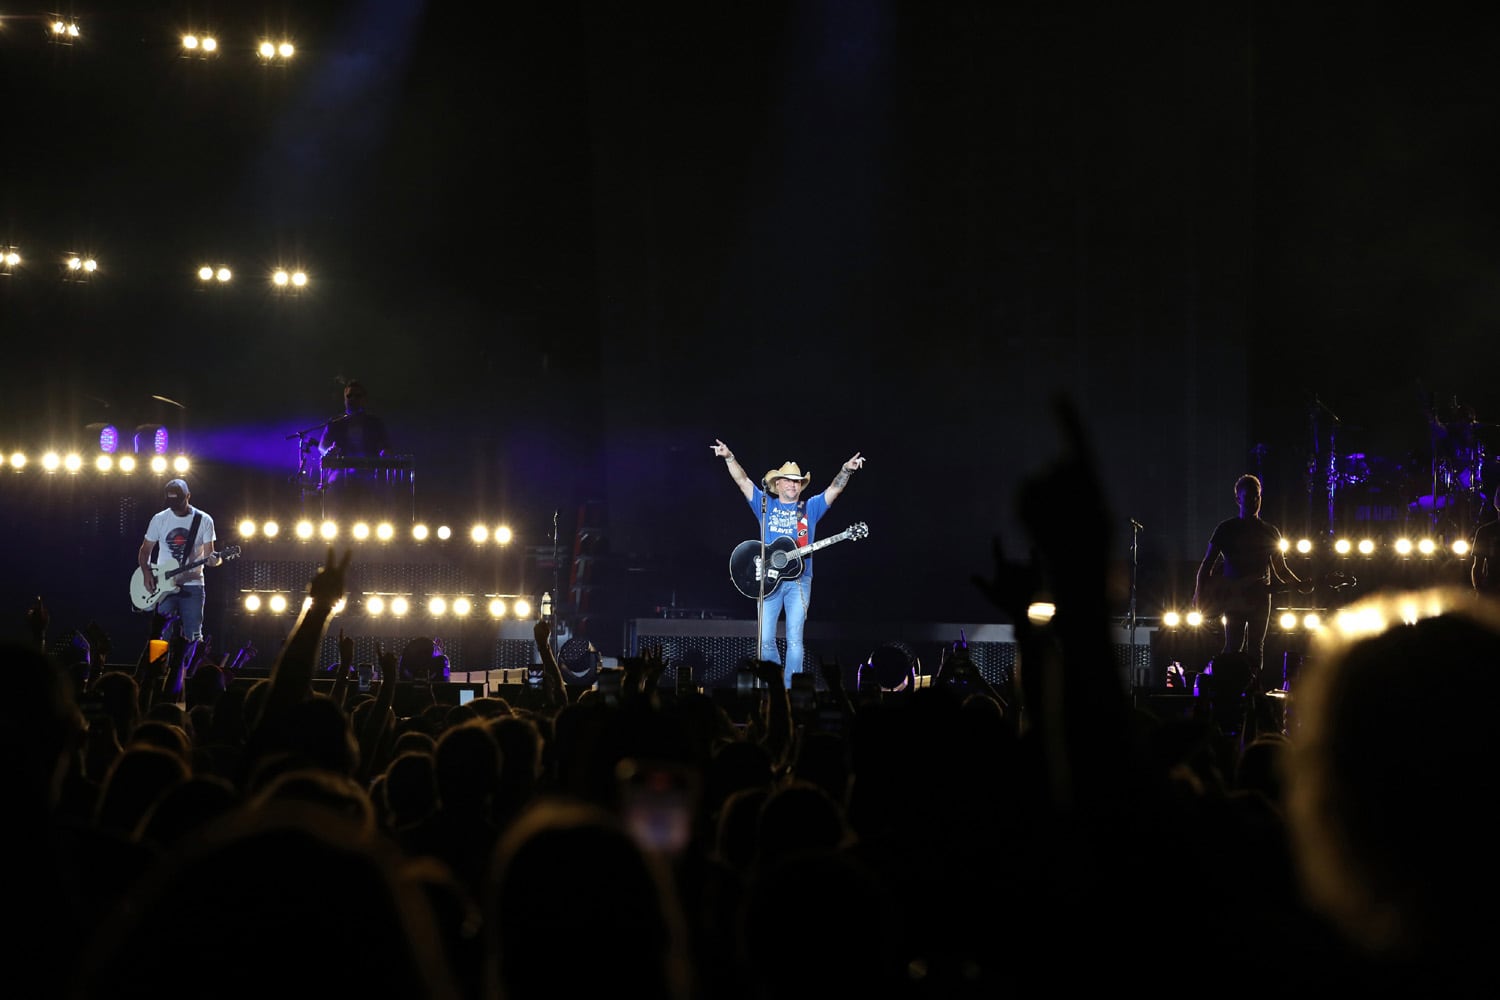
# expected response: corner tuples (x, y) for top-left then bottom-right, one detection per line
(711, 438), (865, 687)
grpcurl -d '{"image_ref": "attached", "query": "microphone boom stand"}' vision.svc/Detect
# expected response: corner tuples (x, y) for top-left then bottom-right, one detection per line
(756, 491), (768, 686)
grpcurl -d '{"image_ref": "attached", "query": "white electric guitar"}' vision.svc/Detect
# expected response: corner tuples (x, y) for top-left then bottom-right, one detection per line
(130, 545), (241, 612)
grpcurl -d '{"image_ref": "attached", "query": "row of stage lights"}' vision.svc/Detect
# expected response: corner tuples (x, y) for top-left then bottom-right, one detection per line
(2, 250), (310, 291)
(235, 519), (516, 548)
(6, 424), (186, 476)
(239, 592), (536, 620)
(1162, 593), (1453, 638)
(26, 18), (297, 62)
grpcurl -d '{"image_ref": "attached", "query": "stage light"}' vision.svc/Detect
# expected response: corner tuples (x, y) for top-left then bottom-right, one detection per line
(429, 597), (448, 617)
(513, 598), (532, 618)
(279, 42), (294, 58)
(1358, 539), (1376, 555)
(198, 266), (213, 281)
(1279, 612), (1298, 630)
(258, 39), (295, 61)
(239, 519), (257, 537)
(64, 255), (97, 281)
(217, 267), (231, 282)
(453, 597), (472, 616)
(1278, 538), (1290, 553)
(272, 269), (308, 289)
(62, 453), (82, 473)
(171, 456), (190, 474)
(331, 597), (346, 615)
(8, 453), (25, 471)
(1394, 538), (1413, 556)
(85, 422), (119, 453)
(488, 598), (507, 618)
(262, 521), (279, 538)
(94, 455), (111, 472)
(1418, 538), (1437, 556)
(118, 455), (136, 473)
(295, 520), (315, 540)
(352, 522), (371, 541)
(268, 594), (288, 613)
(244, 594), (262, 612)
(134, 424), (169, 454)
(412, 523), (430, 541)
(1162, 610), (1181, 627)
(375, 522), (394, 541)
(1454, 539), (1470, 556)
(471, 524), (489, 544)
(1333, 538), (1352, 555)
(149, 455), (168, 474)
(367, 596), (386, 616)
(2, 248), (21, 272)
(391, 597), (409, 617)
(1026, 602), (1056, 624)
(319, 520), (338, 540)
(436, 525), (452, 541)
(41, 452), (61, 472)
(494, 525), (513, 545)
(1303, 613), (1321, 630)
(181, 34), (218, 56)
(1296, 538), (1313, 555)
(50, 20), (79, 40)
(1186, 610), (1203, 628)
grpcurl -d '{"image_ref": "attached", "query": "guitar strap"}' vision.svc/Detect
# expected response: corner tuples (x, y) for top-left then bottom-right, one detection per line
(181, 511), (204, 584)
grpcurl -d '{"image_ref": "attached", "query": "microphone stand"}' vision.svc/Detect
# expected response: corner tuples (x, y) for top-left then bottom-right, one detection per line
(1126, 518), (1142, 687)
(756, 490), (768, 686)
(551, 509), (561, 662)
(285, 418), (338, 518)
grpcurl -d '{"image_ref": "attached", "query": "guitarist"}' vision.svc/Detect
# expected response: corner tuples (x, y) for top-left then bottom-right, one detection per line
(1191, 473), (1302, 694)
(711, 439), (865, 687)
(137, 478), (222, 674)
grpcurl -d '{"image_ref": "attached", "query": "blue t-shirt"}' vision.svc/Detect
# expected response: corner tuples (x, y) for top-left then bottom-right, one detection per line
(747, 488), (830, 581)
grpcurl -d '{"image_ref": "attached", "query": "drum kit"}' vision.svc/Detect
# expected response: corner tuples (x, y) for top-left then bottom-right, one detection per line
(1334, 425), (1493, 534)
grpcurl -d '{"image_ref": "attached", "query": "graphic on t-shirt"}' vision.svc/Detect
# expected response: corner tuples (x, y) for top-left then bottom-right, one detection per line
(164, 526), (193, 564)
(796, 513), (809, 547)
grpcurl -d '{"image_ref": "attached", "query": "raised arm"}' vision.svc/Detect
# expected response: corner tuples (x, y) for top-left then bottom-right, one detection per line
(532, 618), (569, 710)
(253, 546), (352, 732)
(823, 452), (865, 505)
(712, 439), (755, 501)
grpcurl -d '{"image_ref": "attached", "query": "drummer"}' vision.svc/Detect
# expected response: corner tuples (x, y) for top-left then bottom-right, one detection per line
(1426, 396), (1486, 493)
(319, 379), (396, 519)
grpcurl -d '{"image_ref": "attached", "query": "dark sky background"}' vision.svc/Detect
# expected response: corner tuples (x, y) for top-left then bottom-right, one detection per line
(5, 1), (1500, 636)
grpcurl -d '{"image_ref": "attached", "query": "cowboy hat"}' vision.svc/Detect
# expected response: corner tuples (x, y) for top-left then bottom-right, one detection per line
(763, 461), (809, 488)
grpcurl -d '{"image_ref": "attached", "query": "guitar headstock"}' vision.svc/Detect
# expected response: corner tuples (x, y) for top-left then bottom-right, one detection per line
(848, 522), (869, 540)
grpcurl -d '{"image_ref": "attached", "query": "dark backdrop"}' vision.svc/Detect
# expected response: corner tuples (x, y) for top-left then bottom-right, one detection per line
(3, 1), (1497, 645)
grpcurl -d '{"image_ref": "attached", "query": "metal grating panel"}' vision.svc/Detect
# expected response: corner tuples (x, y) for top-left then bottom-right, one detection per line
(634, 631), (759, 688)
(491, 638), (536, 672)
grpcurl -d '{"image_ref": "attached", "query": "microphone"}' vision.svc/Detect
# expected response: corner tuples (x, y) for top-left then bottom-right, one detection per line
(1130, 518), (1145, 531)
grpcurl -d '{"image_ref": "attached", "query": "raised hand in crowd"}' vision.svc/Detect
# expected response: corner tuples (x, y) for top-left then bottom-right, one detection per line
(748, 657), (793, 771)
(971, 393), (1131, 813)
(356, 641), (401, 784)
(255, 546), (353, 731)
(330, 627), (355, 708)
(532, 618), (569, 709)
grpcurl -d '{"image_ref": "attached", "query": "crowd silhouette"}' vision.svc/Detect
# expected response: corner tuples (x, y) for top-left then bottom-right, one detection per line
(2, 396), (1491, 998)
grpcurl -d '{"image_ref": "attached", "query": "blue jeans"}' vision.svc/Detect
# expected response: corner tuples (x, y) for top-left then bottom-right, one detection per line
(158, 585), (206, 642)
(760, 577), (811, 688)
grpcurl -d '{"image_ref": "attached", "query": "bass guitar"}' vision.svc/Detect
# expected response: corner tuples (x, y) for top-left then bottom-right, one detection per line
(1198, 569), (1356, 617)
(130, 545), (241, 612)
(729, 522), (868, 599)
